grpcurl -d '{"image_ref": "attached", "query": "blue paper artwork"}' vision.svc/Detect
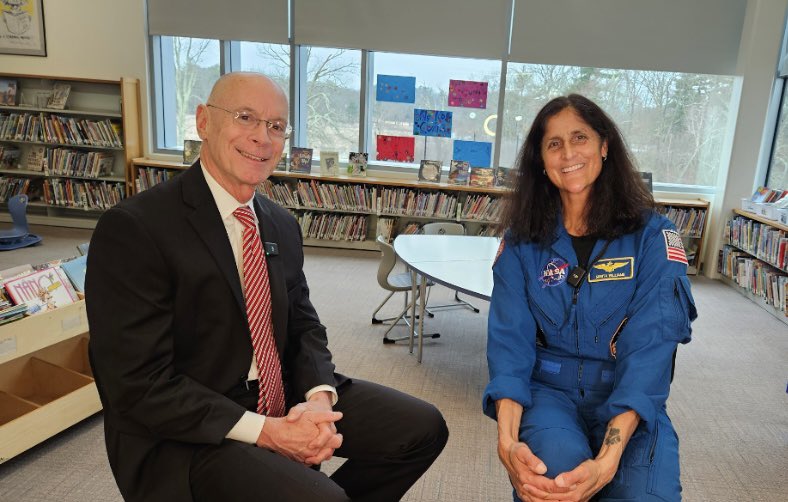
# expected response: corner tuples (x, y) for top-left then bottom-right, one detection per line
(376, 75), (416, 103)
(413, 109), (453, 138)
(453, 140), (492, 167)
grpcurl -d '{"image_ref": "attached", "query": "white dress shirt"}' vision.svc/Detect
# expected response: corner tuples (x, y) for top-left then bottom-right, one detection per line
(201, 166), (337, 444)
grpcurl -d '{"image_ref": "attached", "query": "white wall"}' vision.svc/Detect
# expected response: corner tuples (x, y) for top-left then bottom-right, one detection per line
(0, 0), (151, 153)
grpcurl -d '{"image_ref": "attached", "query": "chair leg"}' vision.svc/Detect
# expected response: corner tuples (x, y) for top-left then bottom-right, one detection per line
(426, 288), (480, 314)
(382, 290), (440, 345)
(371, 291), (396, 324)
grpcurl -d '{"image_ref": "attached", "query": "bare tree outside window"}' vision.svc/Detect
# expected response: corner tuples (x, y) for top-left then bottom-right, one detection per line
(171, 37), (220, 144)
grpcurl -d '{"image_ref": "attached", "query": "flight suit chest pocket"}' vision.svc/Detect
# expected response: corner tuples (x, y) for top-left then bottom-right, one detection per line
(659, 276), (697, 343)
(525, 284), (564, 341)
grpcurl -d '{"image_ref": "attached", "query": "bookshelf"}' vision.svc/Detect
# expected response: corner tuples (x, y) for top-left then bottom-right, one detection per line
(0, 74), (142, 229)
(656, 198), (710, 275)
(132, 158), (506, 251)
(0, 300), (101, 463)
(130, 159), (711, 262)
(719, 209), (788, 326)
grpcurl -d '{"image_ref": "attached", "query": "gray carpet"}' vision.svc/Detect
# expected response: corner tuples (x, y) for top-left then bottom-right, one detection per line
(0, 225), (786, 501)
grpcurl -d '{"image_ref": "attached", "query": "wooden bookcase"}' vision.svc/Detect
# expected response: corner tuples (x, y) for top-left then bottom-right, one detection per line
(132, 158), (506, 251)
(0, 73), (142, 229)
(719, 209), (788, 326)
(130, 159), (711, 267)
(0, 300), (101, 463)
(656, 198), (710, 275)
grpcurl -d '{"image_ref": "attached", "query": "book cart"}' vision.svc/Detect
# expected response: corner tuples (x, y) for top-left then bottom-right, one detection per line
(720, 209), (788, 327)
(0, 73), (142, 229)
(0, 300), (100, 463)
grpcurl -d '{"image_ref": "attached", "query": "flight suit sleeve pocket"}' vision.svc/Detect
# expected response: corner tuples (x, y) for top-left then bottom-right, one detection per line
(659, 276), (697, 343)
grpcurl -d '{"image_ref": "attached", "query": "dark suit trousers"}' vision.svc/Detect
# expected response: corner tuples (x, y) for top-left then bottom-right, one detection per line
(189, 379), (449, 502)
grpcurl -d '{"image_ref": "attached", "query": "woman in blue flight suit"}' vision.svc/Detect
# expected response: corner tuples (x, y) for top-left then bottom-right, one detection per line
(483, 94), (697, 502)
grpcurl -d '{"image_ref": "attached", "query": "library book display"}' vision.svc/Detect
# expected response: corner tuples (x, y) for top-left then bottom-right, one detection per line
(0, 73), (142, 229)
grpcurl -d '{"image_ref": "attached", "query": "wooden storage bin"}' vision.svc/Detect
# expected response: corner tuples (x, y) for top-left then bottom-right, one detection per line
(0, 300), (101, 463)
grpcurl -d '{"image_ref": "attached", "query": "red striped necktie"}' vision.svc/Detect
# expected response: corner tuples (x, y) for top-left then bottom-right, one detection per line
(232, 206), (286, 417)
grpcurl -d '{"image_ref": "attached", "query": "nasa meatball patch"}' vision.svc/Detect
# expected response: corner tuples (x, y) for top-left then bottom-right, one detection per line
(539, 257), (569, 288)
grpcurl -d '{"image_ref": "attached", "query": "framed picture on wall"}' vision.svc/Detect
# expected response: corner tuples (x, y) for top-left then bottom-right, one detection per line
(0, 0), (47, 56)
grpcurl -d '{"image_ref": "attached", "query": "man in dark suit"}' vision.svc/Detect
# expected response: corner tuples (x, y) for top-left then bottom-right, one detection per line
(86, 72), (448, 502)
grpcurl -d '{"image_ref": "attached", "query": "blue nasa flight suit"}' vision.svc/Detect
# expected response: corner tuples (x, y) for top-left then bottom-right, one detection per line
(483, 212), (697, 501)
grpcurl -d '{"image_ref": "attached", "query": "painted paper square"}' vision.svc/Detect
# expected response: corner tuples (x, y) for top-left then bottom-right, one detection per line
(453, 140), (492, 167)
(376, 135), (415, 162)
(413, 109), (452, 138)
(376, 75), (416, 103)
(448, 79), (488, 109)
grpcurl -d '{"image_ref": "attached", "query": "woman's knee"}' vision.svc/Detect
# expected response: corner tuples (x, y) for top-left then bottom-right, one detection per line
(524, 427), (593, 479)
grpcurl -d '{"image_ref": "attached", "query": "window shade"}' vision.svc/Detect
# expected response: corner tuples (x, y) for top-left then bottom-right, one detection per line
(509, 0), (747, 75)
(147, 0), (289, 44)
(294, 0), (511, 59)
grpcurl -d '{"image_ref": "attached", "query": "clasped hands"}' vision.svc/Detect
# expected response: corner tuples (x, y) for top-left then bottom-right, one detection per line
(257, 392), (343, 466)
(499, 440), (611, 502)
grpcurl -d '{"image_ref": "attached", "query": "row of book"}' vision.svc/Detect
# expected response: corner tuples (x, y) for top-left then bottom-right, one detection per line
(136, 167), (178, 192)
(259, 180), (478, 221)
(375, 218), (500, 244)
(37, 147), (115, 178)
(41, 178), (125, 210)
(461, 194), (503, 221)
(0, 112), (123, 148)
(0, 176), (31, 202)
(720, 245), (788, 316)
(724, 215), (788, 272)
(297, 212), (368, 242)
(658, 206), (707, 238)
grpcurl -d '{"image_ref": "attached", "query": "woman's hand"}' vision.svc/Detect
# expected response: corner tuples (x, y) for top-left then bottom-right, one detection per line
(517, 458), (612, 502)
(499, 439), (570, 501)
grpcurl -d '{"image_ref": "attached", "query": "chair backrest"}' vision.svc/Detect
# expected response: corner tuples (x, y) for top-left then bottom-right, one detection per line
(376, 235), (400, 291)
(421, 222), (465, 236)
(8, 194), (30, 234)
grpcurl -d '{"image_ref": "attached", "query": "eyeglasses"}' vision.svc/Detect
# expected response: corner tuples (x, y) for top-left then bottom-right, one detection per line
(206, 104), (292, 139)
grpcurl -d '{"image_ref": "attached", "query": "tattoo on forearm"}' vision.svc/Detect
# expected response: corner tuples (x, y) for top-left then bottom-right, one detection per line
(604, 427), (621, 446)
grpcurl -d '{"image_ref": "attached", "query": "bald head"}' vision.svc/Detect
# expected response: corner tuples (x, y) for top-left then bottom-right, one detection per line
(207, 72), (288, 108)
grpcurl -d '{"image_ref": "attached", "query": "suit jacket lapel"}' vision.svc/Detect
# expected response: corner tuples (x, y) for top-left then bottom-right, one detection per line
(181, 164), (246, 316)
(253, 196), (288, 353)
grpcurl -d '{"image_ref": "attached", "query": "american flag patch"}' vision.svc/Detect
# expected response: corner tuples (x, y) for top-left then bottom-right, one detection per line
(662, 229), (688, 265)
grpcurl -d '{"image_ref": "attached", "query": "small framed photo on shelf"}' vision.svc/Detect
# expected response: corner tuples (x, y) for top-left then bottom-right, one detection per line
(0, 79), (17, 105)
(448, 160), (470, 185)
(347, 152), (368, 177)
(46, 83), (71, 110)
(320, 150), (340, 176)
(0, 0), (47, 56)
(275, 152), (287, 171)
(418, 160), (442, 183)
(183, 140), (202, 165)
(289, 147), (313, 174)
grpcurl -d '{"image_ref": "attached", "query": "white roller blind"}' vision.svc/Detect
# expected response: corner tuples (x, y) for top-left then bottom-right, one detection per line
(294, 0), (511, 59)
(510, 0), (747, 75)
(147, 0), (289, 44)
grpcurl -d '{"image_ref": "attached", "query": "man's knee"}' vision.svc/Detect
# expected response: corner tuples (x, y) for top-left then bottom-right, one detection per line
(402, 401), (449, 460)
(524, 428), (592, 479)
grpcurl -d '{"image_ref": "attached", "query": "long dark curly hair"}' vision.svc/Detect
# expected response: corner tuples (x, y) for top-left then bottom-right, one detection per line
(500, 94), (654, 244)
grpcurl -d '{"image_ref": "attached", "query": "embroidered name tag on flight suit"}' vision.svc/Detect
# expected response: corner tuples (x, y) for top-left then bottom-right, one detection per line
(588, 257), (634, 282)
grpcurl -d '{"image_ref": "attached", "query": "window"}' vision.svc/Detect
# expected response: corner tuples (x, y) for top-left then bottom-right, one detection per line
(232, 42), (290, 103)
(501, 64), (735, 187)
(156, 36), (220, 149)
(302, 47), (361, 161)
(768, 82), (788, 190)
(369, 52), (501, 169)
